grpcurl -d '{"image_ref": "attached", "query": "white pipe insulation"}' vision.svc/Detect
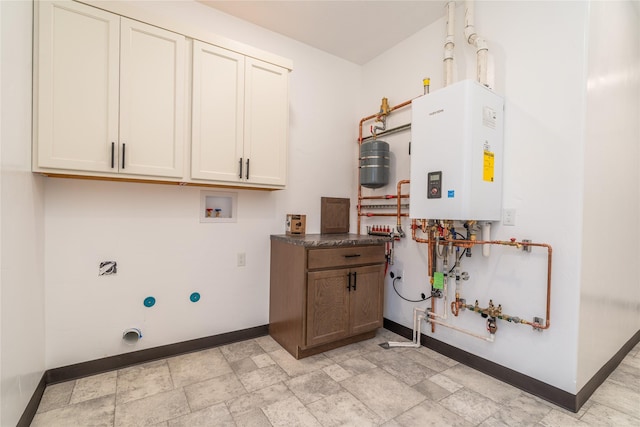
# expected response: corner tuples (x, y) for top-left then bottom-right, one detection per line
(464, 0), (489, 86)
(482, 221), (491, 257)
(443, 1), (456, 87)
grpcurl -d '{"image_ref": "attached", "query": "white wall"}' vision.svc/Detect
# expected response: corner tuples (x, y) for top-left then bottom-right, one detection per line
(14, 4), (638, 422)
(44, 1), (361, 368)
(361, 1), (590, 393)
(577, 0), (640, 390)
(0, 1), (46, 425)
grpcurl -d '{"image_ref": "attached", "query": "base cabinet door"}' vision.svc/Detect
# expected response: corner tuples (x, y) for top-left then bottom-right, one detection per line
(306, 264), (384, 348)
(306, 270), (350, 347)
(349, 264), (385, 335)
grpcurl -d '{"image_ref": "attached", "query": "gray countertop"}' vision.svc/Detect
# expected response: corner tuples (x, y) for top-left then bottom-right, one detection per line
(270, 233), (391, 247)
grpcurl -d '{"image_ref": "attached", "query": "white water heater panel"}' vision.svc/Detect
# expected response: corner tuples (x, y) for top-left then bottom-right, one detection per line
(410, 80), (504, 221)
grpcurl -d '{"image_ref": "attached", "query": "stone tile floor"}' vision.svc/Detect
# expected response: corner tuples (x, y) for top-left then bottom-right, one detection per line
(31, 329), (640, 426)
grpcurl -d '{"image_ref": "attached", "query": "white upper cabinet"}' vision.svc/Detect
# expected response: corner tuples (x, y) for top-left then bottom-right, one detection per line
(119, 18), (185, 178)
(35, 1), (186, 179)
(244, 58), (288, 187)
(192, 42), (289, 187)
(191, 41), (245, 182)
(34, 1), (289, 189)
(35, 0), (120, 173)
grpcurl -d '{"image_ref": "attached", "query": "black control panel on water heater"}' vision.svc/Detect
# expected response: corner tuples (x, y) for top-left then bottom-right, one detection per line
(427, 171), (442, 199)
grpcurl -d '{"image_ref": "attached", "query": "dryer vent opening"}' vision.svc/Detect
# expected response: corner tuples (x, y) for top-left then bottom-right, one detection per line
(122, 328), (142, 345)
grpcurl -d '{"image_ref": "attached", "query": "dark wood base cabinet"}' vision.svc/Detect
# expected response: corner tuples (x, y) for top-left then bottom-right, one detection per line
(269, 235), (386, 359)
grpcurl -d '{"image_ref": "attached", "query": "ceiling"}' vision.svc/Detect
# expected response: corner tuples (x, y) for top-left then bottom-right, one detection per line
(198, 1), (447, 65)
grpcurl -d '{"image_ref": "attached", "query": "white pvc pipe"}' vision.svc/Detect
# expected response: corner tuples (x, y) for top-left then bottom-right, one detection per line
(443, 1), (456, 87)
(386, 304), (496, 348)
(464, 0), (489, 86)
(482, 222), (491, 257)
(387, 307), (425, 348)
(442, 276), (448, 319)
(428, 317), (495, 342)
(464, 0), (476, 41)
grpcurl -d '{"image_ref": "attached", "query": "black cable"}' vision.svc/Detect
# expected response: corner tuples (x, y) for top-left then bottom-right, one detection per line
(448, 247), (467, 274)
(392, 276), (431, 303)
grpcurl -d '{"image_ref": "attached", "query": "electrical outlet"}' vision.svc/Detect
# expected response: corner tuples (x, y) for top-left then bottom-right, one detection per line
(237, 253), (246, 267)
(503, 208), (516, 226)
(390, 270), (403, 280)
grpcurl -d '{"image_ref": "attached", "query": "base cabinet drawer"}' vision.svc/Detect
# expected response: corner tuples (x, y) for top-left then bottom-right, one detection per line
(308, 245), (385, 270)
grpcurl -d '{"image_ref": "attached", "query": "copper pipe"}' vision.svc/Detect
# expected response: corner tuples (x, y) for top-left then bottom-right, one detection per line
(409, 232), (552, 331)
(411, 219), (430, 244)
(359, 213), (409, 217)
(361, 195), (409, 200)
(451, 292), (460, 316)
(357, 98), (414, 234)
(410, 218), (436, 331)
(396, 180), (410, 237)
(429, 227), (436, 332)
(438, 239), (552, 331)
(357, 112), (379, 234)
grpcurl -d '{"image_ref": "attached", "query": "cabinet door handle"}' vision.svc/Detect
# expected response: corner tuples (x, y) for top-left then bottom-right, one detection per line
(353, 272), (357, 291)
(246, 158), (250, 180)
(239, 158), (243, 179)
(111, 142), (115, 169)
(344, 254), (361, 258)
(347, 272), (352, 291)
(121, 143), (126, 169)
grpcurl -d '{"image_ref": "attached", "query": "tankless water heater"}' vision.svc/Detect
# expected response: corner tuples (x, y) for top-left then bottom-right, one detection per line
(409, 79), (504, 221)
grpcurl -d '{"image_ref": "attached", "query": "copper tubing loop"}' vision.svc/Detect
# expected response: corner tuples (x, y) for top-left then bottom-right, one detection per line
(411, 225), (553, 331)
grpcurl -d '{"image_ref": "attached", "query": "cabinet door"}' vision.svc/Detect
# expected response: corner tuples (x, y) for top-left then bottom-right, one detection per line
(35, 1), (120, 173)
(306, 269), (350, 347)
(244, 58), (288, 186)
(349, 264), (385, 335)
(119, 18), (185, 178)
(191, 41), (245, 181)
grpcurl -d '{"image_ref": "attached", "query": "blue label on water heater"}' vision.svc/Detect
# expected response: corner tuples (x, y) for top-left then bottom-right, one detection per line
(448, 190), (455, 198)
